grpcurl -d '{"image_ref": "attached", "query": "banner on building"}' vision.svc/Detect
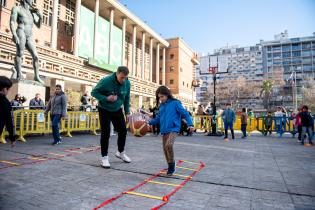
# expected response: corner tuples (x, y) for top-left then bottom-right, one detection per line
(79, 6), (122, 72)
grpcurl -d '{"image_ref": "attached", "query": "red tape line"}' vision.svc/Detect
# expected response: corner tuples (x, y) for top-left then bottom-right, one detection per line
(0, 145), (100, 170)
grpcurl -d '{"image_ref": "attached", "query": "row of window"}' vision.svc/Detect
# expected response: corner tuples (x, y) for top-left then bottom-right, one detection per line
(159, 54), (175, 60)
(268, 50), (314, 59)
(267, 42), (315, 52)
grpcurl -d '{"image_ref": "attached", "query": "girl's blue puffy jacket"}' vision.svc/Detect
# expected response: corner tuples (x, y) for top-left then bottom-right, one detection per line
(149, 99), (193, 134)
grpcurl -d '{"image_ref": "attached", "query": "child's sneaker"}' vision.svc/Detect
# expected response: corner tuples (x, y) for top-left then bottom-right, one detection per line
(167, 162), (176, 175)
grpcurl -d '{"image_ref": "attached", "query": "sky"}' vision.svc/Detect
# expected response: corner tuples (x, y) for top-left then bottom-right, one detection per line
(118, 0), (315, 54)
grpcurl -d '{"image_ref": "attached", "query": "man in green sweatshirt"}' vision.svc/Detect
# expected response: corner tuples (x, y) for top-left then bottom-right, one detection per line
(91, 66), (131, 168)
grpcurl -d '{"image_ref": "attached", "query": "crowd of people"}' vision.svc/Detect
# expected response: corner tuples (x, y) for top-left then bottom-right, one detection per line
(1, 65), (314, 175)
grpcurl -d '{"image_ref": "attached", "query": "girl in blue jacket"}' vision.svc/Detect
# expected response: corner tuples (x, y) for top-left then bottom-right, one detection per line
(149, 86), (194, 175)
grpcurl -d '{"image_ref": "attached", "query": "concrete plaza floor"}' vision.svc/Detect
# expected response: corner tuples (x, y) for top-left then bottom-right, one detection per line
(0, 131), (315, 210)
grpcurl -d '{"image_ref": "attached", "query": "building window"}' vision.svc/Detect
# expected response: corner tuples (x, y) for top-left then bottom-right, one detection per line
(64, 23), (73, 36)
(302, 43), (311, 50)
(43, 0), (53, 26)
(292, 43), (301, 51)
(170, 79), (174, 85)
(65, 0), (75, 36)
(159, 67), (162, 72)
(1, 0), (6, 7)
(159, 80), (162, 85)
(282, 52), (291, 58)
(170, 66), (174, 72)
(170, 54), (174, 59)
(180, 67), (183, 72)
(292, 51), (301, 57)
(282, 44), (291, 52)
(182, 81), (185, 86)
(160, 55), (163, 60)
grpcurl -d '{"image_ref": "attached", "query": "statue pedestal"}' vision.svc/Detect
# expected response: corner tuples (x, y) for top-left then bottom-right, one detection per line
(8, 80), (46, 107)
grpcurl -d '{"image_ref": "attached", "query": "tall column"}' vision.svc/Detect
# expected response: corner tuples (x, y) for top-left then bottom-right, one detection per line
(121, 17), (126, 66)
(108, 8), (115, 64)
(162, 47), (166, 85)
(149, 97), (154, 107)
(149, 38), (153, 82)
(93, 0), (99, 58)
(50, 79), (65, 96)
(51, 0), (59, 49)
(132, 25), (137, 77)
(155, 43), (160, 84)
(81, 84), (93, 94)
(139, 95), (143, 109)
(141, 32), (145, 80)
(73, 0), (81, 56)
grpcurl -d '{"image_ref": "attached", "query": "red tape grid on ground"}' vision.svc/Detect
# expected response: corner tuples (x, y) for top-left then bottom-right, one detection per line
(0, 145), (101, 170)
(92, 160), (205, 210)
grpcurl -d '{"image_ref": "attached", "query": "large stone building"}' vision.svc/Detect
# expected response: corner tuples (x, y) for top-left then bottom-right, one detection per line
(164, 37), (199, 110)
(0, 0), (198, 110)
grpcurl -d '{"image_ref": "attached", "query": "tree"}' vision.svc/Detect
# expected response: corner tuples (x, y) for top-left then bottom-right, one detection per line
(301, 78), (315, 112)
(260, 80), (273, 110)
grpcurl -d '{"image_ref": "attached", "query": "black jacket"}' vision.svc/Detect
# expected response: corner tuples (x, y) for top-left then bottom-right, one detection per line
(300, 111), (313, 127)
(0, 94), (15, 142)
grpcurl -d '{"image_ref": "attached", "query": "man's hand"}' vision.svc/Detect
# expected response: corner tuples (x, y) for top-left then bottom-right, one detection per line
(107, 95), (117, 102)
(125, 114), (130, 123)
(12, 35), (19, 45)
(188, 126), (195, 133)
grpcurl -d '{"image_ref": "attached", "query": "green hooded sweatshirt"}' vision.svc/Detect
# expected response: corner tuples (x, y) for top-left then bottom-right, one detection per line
(91, 73), (130, 114)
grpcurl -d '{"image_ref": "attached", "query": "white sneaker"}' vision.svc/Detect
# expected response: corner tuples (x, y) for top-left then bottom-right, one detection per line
(115, 151), (131, 163)
(101, 156), (110, 168)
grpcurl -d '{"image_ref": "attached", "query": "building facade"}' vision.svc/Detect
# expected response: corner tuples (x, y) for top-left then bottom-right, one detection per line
(0, 0), (172, 110)
(196, 32), (315, 110)
(260, 31), (315, 107)
(196, 44), (264, 109)
(164, 37), (199, 110)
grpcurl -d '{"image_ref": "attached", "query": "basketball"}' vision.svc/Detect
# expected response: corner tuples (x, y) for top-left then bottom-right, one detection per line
(130, 120), (149, 137)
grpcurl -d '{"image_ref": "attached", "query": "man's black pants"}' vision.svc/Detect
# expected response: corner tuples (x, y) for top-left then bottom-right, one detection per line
(98, 108), (127, 157)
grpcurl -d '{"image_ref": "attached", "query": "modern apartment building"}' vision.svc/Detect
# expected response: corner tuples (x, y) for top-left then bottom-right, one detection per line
(196, 31), (315, 110)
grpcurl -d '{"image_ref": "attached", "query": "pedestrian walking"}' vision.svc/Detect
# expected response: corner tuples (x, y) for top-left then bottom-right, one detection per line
(0, 76), (16, 147)
(241, 108), (248, 138)
(45, 84), (67, 145)
(222, 103), (236, 140)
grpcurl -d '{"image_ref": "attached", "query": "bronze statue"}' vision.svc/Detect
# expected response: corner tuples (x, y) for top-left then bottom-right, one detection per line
(10, 0), (44, 84)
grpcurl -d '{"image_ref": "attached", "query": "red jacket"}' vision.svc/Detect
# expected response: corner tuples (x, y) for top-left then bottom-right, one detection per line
(295, 113), (302, 126)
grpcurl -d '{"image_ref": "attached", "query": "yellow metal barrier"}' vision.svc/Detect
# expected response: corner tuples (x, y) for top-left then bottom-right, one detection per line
(1, 110), (100, 144)
(193, 115), (256, 135)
